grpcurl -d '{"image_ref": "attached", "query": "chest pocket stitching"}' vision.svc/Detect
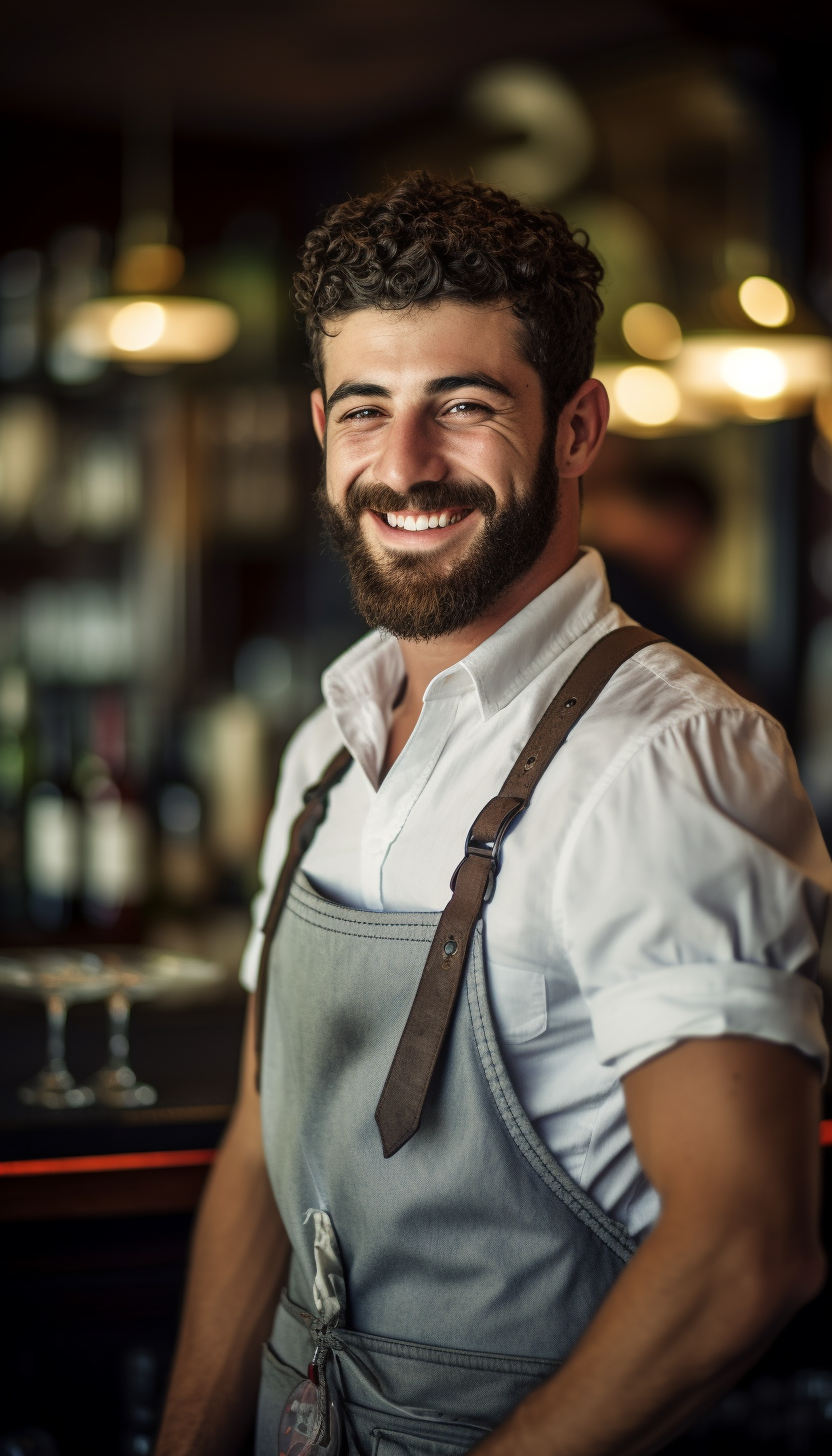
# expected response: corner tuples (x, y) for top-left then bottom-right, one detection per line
(284, 902), (437, 943)
(466, 937), (636, 1263)
(288, 895), (438, 934)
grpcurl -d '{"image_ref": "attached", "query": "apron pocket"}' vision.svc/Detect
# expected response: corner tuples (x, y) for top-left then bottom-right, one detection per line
(371, 1429), (478, 1456)
(255, 1341), (305, 1454)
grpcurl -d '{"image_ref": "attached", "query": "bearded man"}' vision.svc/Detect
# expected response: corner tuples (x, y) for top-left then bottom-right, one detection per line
(157, 173), (830, 1456)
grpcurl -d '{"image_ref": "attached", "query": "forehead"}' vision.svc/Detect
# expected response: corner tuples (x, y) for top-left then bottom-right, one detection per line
(319, 299), (532, 393)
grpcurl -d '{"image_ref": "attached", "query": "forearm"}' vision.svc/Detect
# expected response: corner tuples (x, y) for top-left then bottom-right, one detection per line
(476, 1039), (824, 1456)
(155, 1106), (290, 1456)
(474, 1208), (815, 1456)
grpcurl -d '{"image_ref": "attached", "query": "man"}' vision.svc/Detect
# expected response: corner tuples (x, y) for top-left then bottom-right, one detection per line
(157, 173), (830, 1456)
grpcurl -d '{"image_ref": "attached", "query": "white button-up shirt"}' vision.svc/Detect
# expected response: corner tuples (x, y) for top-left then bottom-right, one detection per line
(241, 549), (830, 1237)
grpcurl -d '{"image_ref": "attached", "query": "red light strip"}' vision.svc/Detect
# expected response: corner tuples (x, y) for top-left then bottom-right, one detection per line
(2, 1130), (832, 1176)
(0, 1148), (216, 1177)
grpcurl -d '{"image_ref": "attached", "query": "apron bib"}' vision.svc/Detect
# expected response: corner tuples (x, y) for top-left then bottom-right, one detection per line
(255, 872), (636, 1456)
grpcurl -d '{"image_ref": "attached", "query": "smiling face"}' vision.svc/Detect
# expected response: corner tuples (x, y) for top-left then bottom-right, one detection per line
(312, 299), (604, 641)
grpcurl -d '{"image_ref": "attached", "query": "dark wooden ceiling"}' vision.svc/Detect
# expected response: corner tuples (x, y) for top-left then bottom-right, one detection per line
(0, 0), (695, 137)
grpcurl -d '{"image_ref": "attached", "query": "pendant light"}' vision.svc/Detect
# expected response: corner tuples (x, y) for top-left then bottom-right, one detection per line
(62, 122), (238, 368)
(67, 293), (238, 365)
(667, 272), (832, 423)
(598, 278), (832, 438)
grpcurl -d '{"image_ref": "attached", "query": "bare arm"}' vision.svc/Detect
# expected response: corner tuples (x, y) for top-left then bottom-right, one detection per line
(474, 1036), (825, 1456)
(155, 996), (289, 1456)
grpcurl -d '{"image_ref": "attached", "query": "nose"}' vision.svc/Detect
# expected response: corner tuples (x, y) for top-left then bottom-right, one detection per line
(372, 409), (446, 493)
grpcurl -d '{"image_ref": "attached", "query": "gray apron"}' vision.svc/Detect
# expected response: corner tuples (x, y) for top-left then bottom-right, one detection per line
(255, 870), (636, 1456)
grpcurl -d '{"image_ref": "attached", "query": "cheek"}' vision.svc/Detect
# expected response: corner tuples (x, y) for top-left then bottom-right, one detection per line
(445, 432), (518, 494)
(326, 435), (377, 496)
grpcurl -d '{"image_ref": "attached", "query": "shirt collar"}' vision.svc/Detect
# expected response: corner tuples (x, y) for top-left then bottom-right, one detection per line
(433, 547), (612, 719)
(322, 548), (612, 742)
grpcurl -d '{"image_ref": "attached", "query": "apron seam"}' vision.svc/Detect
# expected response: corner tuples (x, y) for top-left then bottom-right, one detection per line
(467, 933), (636, 1263)
(279, 1293), (558, 1376)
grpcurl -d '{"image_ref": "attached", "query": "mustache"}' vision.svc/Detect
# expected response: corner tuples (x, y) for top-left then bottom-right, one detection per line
(339, 480), (498, 520)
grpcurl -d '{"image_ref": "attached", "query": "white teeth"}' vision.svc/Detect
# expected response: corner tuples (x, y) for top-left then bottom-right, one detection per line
(384, 508), (467, 529)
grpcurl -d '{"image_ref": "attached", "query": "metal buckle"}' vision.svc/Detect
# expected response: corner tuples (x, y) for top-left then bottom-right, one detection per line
(449, 800), (524, 904)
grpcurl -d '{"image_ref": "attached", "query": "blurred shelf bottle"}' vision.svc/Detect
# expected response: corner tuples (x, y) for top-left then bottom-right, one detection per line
(0, 666), (35, 924)
(25, 692), (81, 931)
(79, 691), (149, 936)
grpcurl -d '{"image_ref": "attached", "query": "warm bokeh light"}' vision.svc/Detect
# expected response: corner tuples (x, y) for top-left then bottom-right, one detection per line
(720, 346), (786, 399)
(816, 389), (832, 446)
(109, 301), (166, 353)
(738, 276), (794, 328)
(68, 297), (239, 363)
(674, 334), (832, 417)
(614, 365), (681, 426)
(621, 303), (683, 360)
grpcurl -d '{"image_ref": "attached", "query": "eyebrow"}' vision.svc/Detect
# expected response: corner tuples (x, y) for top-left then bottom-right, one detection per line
(325, 373), (513, 415)
(325, 382), (390, 414)
(426, 373), (513, 399)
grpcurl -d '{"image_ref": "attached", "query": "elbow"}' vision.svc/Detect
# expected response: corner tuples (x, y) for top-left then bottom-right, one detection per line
(728, 1237), (827, 1348)
(778, 1240), (827, 1316)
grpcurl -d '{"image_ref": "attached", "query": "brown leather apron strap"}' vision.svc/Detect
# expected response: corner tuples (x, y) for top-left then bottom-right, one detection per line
(254, 745), (352, 1090)
(374, 624), (661, 1157)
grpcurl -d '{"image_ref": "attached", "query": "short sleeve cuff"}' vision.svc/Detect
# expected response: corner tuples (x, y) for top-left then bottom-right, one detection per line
(591, 963), (828, 1081)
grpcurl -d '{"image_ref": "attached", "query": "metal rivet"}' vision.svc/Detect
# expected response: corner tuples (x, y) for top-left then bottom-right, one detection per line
(443, 940), (458, 957)
(524, 755), (536, 771)
(564, 697), (577, 709)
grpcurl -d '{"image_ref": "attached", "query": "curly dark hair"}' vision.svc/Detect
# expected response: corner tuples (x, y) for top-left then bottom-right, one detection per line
(293, 171), (604, 421)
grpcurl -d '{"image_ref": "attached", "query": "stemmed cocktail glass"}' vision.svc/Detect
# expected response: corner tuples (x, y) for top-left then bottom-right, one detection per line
(0, 952), (119, 1109)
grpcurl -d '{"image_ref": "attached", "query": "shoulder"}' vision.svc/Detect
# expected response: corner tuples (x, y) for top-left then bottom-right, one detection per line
(258, 703), (345, 888)
(560, 633), (830, 882)
(578, 634), (794, 794)
(278, 701), (345, 806)
(600, 634), (781, 745)
(239, 703), (346, 992)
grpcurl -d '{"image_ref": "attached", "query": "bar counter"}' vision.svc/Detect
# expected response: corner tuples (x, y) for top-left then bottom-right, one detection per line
(0, 984), (245, 1220)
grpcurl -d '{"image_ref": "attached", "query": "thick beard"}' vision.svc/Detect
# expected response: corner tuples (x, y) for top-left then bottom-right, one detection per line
(316, 436), (560, 641)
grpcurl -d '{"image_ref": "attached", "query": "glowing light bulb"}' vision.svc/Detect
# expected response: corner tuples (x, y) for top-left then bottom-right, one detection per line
(720, 347), (786, 400)
(109, 301), (166, 353)
(613, 366), (681, 427)
(738, 276), (794, 329)
(68, 297), (239, 363)
(621, 303), (682, 360)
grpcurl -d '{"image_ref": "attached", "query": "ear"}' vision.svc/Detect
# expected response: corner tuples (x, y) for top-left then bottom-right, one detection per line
(555, 379), (609, 479)
(310, 389), (326, 446)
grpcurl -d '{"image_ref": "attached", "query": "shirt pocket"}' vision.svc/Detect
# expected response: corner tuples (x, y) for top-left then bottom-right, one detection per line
(488, 964), (548, 1044)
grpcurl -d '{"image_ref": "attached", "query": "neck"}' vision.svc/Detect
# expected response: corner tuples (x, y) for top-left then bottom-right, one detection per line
(398, 513), (580, 705)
